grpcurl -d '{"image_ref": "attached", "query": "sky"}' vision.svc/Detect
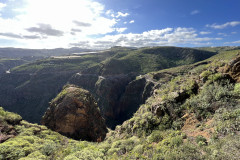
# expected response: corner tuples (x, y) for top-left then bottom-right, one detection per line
(0, 0), (239, 49)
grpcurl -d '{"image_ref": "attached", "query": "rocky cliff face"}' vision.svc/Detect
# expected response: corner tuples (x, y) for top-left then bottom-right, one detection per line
(69, 73), (155, 128)
(116, 77), (155, 124)
(41, 86), (107, 142)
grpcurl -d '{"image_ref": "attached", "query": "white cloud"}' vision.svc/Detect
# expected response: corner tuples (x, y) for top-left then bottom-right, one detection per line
(224, 40), (240, 44)
(124, 21), (127, 24)
(0, 0), (120, 48)
(69, 27), (222, 49)
(0, 3), (6, 11)
(106, 10), (112, 15)
(106, 10), (130, 18)
(116, 12), (129, 18)
(115, 28), (127, 33)
(206, 21), (240, 29)
(218, 33), (228, 36)
(191, 10), (200, 15)
(106, 10), (115, 17)
(200, 31), (211, 35)
(231, 32), (237, 34)
(129, 20), (135, 24)
(0, 0), (224, 49)
(0, 2), (6, 16)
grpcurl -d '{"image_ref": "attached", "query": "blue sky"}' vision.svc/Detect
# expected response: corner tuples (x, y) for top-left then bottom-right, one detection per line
(0, 0), (239, 49)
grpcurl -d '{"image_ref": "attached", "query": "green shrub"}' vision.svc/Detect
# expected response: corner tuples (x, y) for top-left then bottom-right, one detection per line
(208, 73), (223, 82)
(132, 144), (144, 154)
(64, 148), (105, 160)
(107, 136), (140, 156)
(41, 141), (58, 156)
(147, 130), (163, 143)
(206, 135), (240, 160)
(196, 136), (207, 146)
(172, 119), (184, 130)
(155, 143), (203, 160)
(234, 83), (240, 95)
(214, 107), (240, 135)
(0, 107), (22, 124)
(200, 70), (212, 79)
(182, 80), (234, 119)
(0, 138), (33, 160)
(19, 151), (47, 160)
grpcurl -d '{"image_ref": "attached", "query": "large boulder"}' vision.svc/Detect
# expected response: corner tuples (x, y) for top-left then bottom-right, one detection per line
(41, 86), (107, 142)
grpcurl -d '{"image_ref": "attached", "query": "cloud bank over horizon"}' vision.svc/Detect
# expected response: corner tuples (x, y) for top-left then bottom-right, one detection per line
(0, 0), (239, 49)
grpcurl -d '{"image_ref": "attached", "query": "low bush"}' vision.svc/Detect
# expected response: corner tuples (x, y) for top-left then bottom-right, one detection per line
(182, 80), (234, 119)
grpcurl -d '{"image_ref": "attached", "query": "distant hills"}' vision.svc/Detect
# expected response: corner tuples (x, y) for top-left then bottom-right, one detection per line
(0, 47), (94, 58)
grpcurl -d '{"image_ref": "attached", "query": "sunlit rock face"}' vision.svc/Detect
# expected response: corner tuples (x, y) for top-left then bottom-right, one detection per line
(41, 86), (107, 142)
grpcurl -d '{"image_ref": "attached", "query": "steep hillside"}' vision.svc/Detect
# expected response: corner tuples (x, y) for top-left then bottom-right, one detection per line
(0, 46), (215, 128)
(0, 48), (239, 159)
(84, 46), (216, 75)
(70, 46), (216, 128)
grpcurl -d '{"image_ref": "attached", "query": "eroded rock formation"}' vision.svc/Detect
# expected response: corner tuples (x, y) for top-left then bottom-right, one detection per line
(41, 86), (107, 142)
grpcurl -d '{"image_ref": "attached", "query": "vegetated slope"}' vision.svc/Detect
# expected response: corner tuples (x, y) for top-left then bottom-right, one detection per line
(86, 46), (216, 75)
(0, 46), (215, 128)
(0, 48), (240, 159)
(70, 46), (216, 128)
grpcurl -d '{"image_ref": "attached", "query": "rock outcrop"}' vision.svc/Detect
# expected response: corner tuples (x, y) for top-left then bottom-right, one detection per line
(41, 86), (107, 142)
(0, 107), (22, 143)
(0, 123), (17, 143)
(223, 56), (240, 82)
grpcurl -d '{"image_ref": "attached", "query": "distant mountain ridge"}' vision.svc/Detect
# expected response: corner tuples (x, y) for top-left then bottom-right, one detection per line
(0, 47), (94, 58)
